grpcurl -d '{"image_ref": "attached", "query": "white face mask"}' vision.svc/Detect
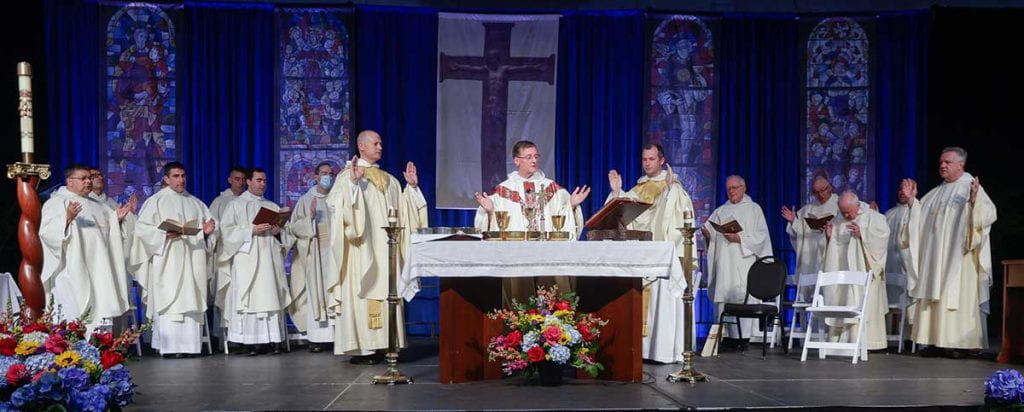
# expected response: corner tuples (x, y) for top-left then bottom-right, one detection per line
(318, 175), (333, 189)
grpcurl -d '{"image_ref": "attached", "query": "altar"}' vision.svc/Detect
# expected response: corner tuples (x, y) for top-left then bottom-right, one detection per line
(399, 241), (684, 383)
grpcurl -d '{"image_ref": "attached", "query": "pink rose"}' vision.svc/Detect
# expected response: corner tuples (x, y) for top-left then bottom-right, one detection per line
(543, 326), (562, 343)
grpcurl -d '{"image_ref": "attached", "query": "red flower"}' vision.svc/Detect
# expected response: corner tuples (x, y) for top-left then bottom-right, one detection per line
(0, 337), (16, 356)
(579, 325), (596, 342)
(44, 334), (68, 354)
(101, 350), (124, 369)
(93, 332), (114, 348)
(543, 326), (562, 343)
(526, 309), (538, 315)
(22, 323), (48, 334)
(527, 346), (545, 363)
(5, 364), (26, 385)
(31, 371), (45, 383)
(505, 330), (522, 348)
(555, 301), (571, 311)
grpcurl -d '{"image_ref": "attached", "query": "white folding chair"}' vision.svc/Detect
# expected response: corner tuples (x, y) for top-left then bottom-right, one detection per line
(787, 273), (819, 350)
(800, 270), (872, 364)
(199, 317), (213, 355)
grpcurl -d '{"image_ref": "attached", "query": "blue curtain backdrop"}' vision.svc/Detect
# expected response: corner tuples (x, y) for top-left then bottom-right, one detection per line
(556, 10), (646, 218)
(874, 11), (930, 210)
(717, 14), (802, 259)
(44, 0), (101, 175)
(181, 1), (276, 203)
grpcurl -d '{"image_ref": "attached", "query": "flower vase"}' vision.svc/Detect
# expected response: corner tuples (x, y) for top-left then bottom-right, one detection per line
(538, 361), (563, 386)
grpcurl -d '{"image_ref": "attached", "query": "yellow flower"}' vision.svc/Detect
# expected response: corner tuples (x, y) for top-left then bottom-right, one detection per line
(55, 350), (81, 367)
(82, 360), (100, 375)
(15, 341), (40, 356)
(530, 314), (545, 323)
(553, 310), (571, 318)
(559, 333), (571, 345)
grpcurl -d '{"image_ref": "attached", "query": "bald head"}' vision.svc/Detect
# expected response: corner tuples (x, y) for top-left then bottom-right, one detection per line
(812, 176), (833, 204)
(356, 130), (383, 164)
(725, 175), (746, 204)
(838, 190), (860, 220)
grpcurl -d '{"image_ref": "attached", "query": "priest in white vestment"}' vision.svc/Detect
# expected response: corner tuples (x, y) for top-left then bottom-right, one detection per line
(884, 191), (912, 329)
(217, 168), (292, 355)
(899, 147), (997, 357)
(284, 162), (336, 353)
(207, 166), (248, 339)
(782, 176), (837, 282)
(702, 175), (773, 339)
(821, 191), (890, 351)
(129, 162), (216, 357)
(40, 165), (131, 332)
(606, 143), (694, 363)
(326, 130), (428, 363)
(473, 140), (590, 304)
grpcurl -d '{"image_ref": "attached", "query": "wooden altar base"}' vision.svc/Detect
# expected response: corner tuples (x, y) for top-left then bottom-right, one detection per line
(439, 276), (642, 383)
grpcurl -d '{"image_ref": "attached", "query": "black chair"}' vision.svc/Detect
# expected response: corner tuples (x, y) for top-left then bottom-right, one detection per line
(716, 255), (790, 359)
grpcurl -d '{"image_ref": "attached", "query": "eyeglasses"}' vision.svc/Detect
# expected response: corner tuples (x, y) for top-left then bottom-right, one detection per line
(516, 155), (542, 161)
(67, 176), (90, 181)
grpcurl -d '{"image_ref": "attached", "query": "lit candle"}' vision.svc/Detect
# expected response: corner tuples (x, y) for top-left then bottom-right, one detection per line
(387, 208), (398, 224)
(17, 62), (33, 154)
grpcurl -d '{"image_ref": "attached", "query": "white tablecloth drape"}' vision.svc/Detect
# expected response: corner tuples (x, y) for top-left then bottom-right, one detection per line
(1, 272), (23, 314)
(399, 241), (684, 301)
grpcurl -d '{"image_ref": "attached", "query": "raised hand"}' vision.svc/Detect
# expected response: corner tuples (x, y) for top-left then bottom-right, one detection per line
(570, 185), (591, 208)
(666, 164), (676, 187)
(869, 201), (879, 211)
(608, 170), (622, 194)
(474, 192), (495, 213)
(781, 205), (796, 223)
(310, 197), (318, 215)
(66, 201), (82, 227)
(203, 218), (216, 235)
(899, 178), (917, 202)
(825, 221), (834, 241)
(404, 161), (419, 188)
(349, 155), (364, 183)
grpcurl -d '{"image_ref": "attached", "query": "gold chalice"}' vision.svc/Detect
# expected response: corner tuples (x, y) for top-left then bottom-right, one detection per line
(551, 215), (566, 231)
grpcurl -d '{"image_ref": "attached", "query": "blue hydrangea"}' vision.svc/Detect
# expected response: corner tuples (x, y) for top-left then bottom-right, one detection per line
(72, 341), (101, 365)
(58, 367), (89, 390)
(985, 369), (1024, 404)
(0, 401), (17, 412)
(20, 332), (48, 345)
(522, 331), (539, 350)
(24, 353), (55, 374)
(69, 385), (110, 412)
(101, 365), (134, 407)
(543, 315), (561, 326)
(33, 372), (65, 402)
(567, 328), (582, 345)
(548, 345), (571, 364)
(10, 384), (36, 407)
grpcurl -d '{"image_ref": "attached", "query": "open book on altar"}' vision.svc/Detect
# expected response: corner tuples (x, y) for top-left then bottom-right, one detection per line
(158, 219), (202, 236)
(804, 214), (834, 231)
(709, 219), (743, 234)
(252, 207), (291, 226)
(584, 198), (653, 231)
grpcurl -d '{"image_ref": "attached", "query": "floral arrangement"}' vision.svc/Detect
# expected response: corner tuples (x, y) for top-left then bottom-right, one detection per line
(486, 286), (608, 378)
(985, 369), (1024, 410)
(0, 310), (144, 411)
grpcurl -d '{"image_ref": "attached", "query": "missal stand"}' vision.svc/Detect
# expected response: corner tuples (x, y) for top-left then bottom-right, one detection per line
(584, 198), (653, 241)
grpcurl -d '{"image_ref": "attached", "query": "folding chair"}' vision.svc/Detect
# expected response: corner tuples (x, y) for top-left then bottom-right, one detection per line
(787, 273), (820, 350)
(715, 256), (790, 359)
(800, 270), (872, 364)
(884, 271), (913, 353)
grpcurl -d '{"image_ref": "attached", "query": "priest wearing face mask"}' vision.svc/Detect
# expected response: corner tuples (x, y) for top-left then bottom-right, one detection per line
(284, 162), (337, 353)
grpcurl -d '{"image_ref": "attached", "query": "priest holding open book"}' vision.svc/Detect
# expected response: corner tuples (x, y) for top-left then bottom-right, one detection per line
(129, 162), (216, 357)
(782, 176), (837, 280)
(217, 167), (293, 355)
(703, 175), (773, 341)
(605, 143), (695, 363)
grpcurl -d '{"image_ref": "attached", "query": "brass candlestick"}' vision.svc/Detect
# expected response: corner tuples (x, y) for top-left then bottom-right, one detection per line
(7, 62), (50, 320)
(668, 214), (707, 383)
(373, 209), (412, 385)
(495, 210), (510, 241)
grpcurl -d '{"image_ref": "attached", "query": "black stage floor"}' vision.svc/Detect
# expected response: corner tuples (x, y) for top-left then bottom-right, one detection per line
(125, 338), (1008, 411)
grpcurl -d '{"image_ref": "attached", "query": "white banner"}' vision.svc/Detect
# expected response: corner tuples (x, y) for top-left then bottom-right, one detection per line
(436, 13), (559, 209)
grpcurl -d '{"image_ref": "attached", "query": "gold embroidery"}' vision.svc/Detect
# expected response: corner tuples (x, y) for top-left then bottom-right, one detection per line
(368, 299), (384, 329)
(634, 180), (668, 204)
(362, 167), (390, 193)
